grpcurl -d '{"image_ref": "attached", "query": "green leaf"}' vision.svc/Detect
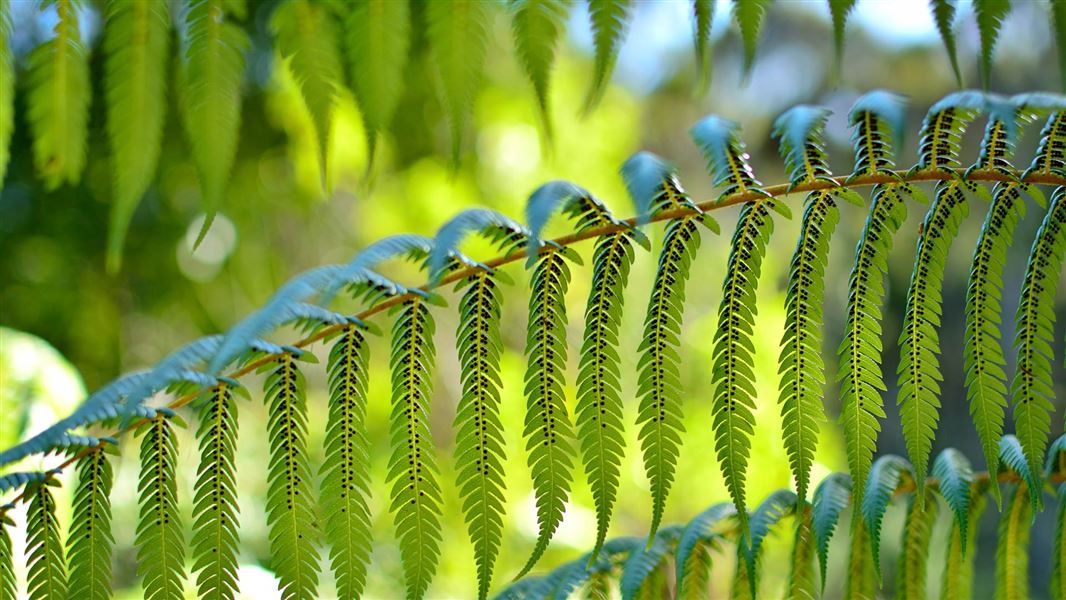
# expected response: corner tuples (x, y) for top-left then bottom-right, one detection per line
(518, 250), (577, 576)
(772, 105), (833, 185)
(973, 0), (1011, 88)
(675, 503), (734, 598)
(67, 447), (114, 600)
(525, 179), (617, 260)
(264, 355), (320, 599)
(191, 384), (241, 600)
(915, 91), (986, 172)
(621, 150), (681, 223)
(426, 0), (491, 162)
(929, 0), (962, 84)
(1053, 483), (1066, 600)
(430, 207), (528, 282)
(964, 182), (1024, 507)
(453, 274), (507, 600)
(1048, 432), (1066, 478)
(778, 190), (838, 501)
(838, 185), (907, 506)
(388, 300), (443, 598)
(812, 473), (851, 591)
(732, 0), (772, 76)
(941, 482), (988, 600)
(845, 515), (877, 599)
(932, 448), (974, 547)
(996, 483), (1032, 600)
(321, 326), (373, 599)
(180, 0), (250, 246)
(897, 180), (969, 500)
(0, 510), (12, 600)
(585, 0), (632, 112)
(27, 479), (67, 600)
(895, 491), (938, 600)
(691, 114), (770, 201)
(103, 0), (170, 271)
(578, 231), (638, 559)
(787, 503), (817, 600)
(1011, 187), (1066, 506)
(847, 90), (907, 174)
(828, 0), (857, 73)
(619, 525), (682, 600)
(738, 490), (796, 598)
(1025, 110), (1066, 178)
(26, 0), (90, 190)
(345, 0), (410, 160)
(273, 0), (344, 183)
(861, 454), (910, 577)
(692, 0), (714, 87)
(512, 0), (569, 139)
(136, 417), (185, 600)
(712, 199), (778, 538)
(0, 0), (14, 187)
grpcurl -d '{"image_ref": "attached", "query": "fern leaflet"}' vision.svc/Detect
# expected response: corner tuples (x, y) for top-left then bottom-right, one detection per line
(846, 515), (877, 600)
(931, 448), (974, 547)
(26, 479), (67, 599)
(941, 482), (987, 600)
(585, 0), (631, 112)
(425, 0), (490, 161)
(346, 0), (410, 159)
(895, 491), (937, 600)
(787, 504), (817, 600)
(996, 483), (1032, 600)
(733, 0), (771, 75)
(0, 509), (11, 600)
(67, 446), (115, 600)
(974, 0), (1011, 87)
(1053, 483), (1066, 600)
(136, 415), (185, 600)
(511, 0), (568, 138)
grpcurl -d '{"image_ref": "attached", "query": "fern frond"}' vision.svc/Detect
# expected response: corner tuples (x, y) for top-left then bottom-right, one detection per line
(897, 179), (969, 500)
(67, 446), (115, 600)
(346, 0), (410, 159)
(846, 515), (877, 600)
(787, 503), (817, 600)
(861, 454), (911, 575)
(103, 0), (170, 270)
(772, 105), (833, 185)
(454, 272), (507, 600)
(1053, 483), (1066, 600)
(0, 509), (12, 600)
(585, 0), (631, 112)
(1048, 432), (1066, 477)
(272, 0), (343, 179)
(996, 483), (1032, 600)
(674, 503), (734, 598)
(812, 473), (851, 591)
(26, 478), (67, 599)
(430, 208), (528, 282)
(621, 151), (683, 223)
(930, 0), (963, 84)
(619, 525), (681, 600)
(738, 489), (796, 597)
(941, 481), (988, 600)
(965, 182), (1026, 505)
(932, 448), (974, 548)
(191, 384), (241, 600)
(512, 0), (568, 138)
(264, 354), (320, 599)
(828, 0), (856, 72)
(136, 415), (185, 600)
(526, 180), (621, 254)
(27, 0), (90, 190)
(711, 198), (780, 537)
(550, 536), (640, 599)
(180, 0), (249, 244)
(974, 0), (1011, 88)
(733, 0), (771, 76)
(388, 299), (443, 598)
(636, 180), (713, 539)
(426, 0), (491, 162)
(848, 90), (907, 175)
(518, 249), (577, 576)
(778, 190), (838, 501)
(0, 1), (11, 186)
(0, 471), (50, 494)
(578, 226), (640, 558)
(997, 434), (1038, 494)
(319, 325), (373, 600)
(1025, 110), (1066, 179)
(691, 115), (773, 202)
(1011, 187), (1066, 499)
(692, 0), (714, 86)
(915, 91), (987, 172)
(895, 490), (938, 600)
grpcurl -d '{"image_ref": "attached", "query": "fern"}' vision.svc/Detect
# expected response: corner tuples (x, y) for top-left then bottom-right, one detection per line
(828, 0), (857, 72)
(67, 445), (115, 600)
(103, 0), (170, 270)
(861, 454), (910, 575)
(320, 325), (374, 600)
(674, 503), (734, 598)
(788, 503), (817, 600)
(388, 299), (443, 598)
(733, 0), (772, 76)
(1025, 110), (1066, 179)
(693, 0), (714, 86)
(0, 508), (12, 600)
(846, 515), (877, 600)
(345, 0), (410, 159)
(974, 0), (1011, 88)
(895, 490), (938, 600)
(425, 0), (491, 161)
(585, 0), (631, 112)
(26, 478), (67, 599)
(1011, 187), (1066, 500)
(180, 0), (249, 245)
(191, 384), (241, 600)
(738, 489), (796, 597)
(931, 448), (974, 547)
(930, 0), (963, 84)
(454, 271), (508, 599)
(136, 414), (185, 600)
(619, 525), (681, 600)
(263, 353), (320, 599)
(1053, 483), (1066, 600)
(272, 0), (343, 180)
(519, 248), (577, 576)
(996, 483), (1032, 600)
(941, 482), (987, 600)
(811, 473), (851, 590)
(26, 0), (90, 190)
(512, 0), (569, 138)
(0, 0), (11, 186)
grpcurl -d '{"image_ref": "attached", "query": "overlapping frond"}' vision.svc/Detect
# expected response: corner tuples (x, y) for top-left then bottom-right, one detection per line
(692, 0), (714, 86)
(788, 503), (817, 600)
(895, 490), (938, 599)
(388, 300), (443, 598)
(828, 0), (857, 71)
(191, 384), (241, 600)
(941, 481), (988, 600)
(67, 446), (115, 600)
(996, 483), (1032, 600)
(263, 354), (320, 599)
(738, 489), (796, 597)
(861, 454), (911, 575)
(930, 0), (963, 84)
(1054, 483), (1066, 600)
(846, 516), (877, 600)
(932, 448), (974, 546)
(345, 0), (409, 159)
(136, 414), (185, 600)
(618, 525), (681, 600)
(585, 0), (631, 112)
(674, 503), (734, 599)
(733, 0), (771, 76)
(691, 116), (773, 201)
(26, 479), (67, 599)
(811, 473), (851, 589)
(512, 0), (569, 137)
(974, 0), (1011, 88)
